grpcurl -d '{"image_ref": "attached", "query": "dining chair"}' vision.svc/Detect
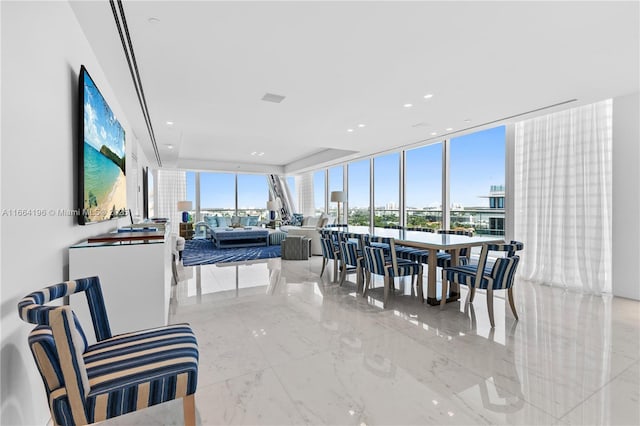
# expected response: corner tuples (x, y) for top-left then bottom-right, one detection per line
(438, 229), (474, 265)
(408, 227), (434, 233)
(17, 276), (199, 426)
(383, 224), (405, 230)
(362, 237), (423, 308)
(320, 235), (341, 282)
(441, 241), (524, 327)
(339, 240), (366, 292)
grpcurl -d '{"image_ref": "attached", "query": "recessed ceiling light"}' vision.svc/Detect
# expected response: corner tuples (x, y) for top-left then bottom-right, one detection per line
(358, 124), (366, 128)
(431, 132), (438, 136)
(445, 127), (453, 131)
(166, 121), (174, 126)
(148, 17), (161, 24)
(464, 118), (472, 123)
(423, 94), (433, 99)
(166, 144), (173, 149)
(251, 151), (265, 156)
(403, 103), (413, 108)
(347, 128), (354, 133)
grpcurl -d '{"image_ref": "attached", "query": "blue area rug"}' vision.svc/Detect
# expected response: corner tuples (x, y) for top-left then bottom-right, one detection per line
(182, 239), (281, 266)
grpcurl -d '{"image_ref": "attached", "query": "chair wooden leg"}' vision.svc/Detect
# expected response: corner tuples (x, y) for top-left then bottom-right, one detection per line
(440, 270), (448, 307)
(183, 394), (196, 426)
(383, 276), (390, 308)
(332, 259), (338, 283)
(469, 286), (476, 303)
(508, 287), (519, 320)
(356, 265), (363, 294)
(417, 268), (424, 303)
(486, 288), (495, 328)
(339, 264), (347, 286)
(320, 258), (327, 277)
(363, 272), (371, 297)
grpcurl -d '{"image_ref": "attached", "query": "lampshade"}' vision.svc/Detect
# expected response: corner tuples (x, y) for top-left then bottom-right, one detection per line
(267, 200), (278, 211)
(177, 201), (192, 211)
(330, 191), (347, 202)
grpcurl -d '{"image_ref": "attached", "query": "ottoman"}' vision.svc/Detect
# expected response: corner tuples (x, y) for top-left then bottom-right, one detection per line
(281, 236), (311, 260)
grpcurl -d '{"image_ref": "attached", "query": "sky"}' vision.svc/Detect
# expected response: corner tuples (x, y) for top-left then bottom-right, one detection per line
(186, 126), (505, 210)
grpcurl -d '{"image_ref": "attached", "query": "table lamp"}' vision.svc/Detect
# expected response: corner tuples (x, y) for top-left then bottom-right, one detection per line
(177, 201), (192, 223)
(330, 191), (347, 223)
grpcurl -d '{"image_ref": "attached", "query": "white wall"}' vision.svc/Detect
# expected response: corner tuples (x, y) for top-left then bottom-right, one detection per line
(612, 92), (640, 300)
(0, 2), (142, 424)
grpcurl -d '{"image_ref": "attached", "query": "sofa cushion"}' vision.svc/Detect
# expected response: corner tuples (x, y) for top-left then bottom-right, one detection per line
(302, 216), (319, 227)
(239, 216), (250, 226)
(204, 216), (218, 228)
(247, 215), (259, 226)
(217, 216), (231, 227)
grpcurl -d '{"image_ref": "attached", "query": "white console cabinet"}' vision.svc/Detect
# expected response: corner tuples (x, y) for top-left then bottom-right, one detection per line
(69, 233), (172, 344)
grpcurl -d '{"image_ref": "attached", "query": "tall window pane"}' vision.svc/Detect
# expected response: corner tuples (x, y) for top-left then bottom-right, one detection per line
(313, 170), (325, 216)
(237, 174), (268, 221)
(328, 166), (343, 219)
(348, 160), (370, 226)
(405, 143), (442, 230)
(201, 173), (235, 218)
(186, 171), (197, 221)
(374, 153), (399, 227)
(450, 126), (505, 235)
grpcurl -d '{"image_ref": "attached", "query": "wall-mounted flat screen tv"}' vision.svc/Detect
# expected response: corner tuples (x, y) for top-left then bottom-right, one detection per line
(78, 65), (127, 224)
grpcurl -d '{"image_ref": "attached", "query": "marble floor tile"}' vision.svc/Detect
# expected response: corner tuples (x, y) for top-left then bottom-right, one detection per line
(106, 255), (640, 425)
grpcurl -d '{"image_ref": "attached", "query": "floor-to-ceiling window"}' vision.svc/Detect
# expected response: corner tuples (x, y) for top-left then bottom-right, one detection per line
(373, 153), (400, 227)
(286, 176), (297, 213)
(313, 170), (325, 217)
(405, 143), (442, 230)
(201, 172), (235, 217)
(449, 126), (505, 235)
(237, 174), (269, 220)
(186, 171), (197, 221)
(347, 159), (370, 226)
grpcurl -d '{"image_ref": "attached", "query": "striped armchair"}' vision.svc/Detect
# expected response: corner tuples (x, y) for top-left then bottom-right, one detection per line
(441, 242), (524, 327)
(320, 236), (341, 283)
(17, 277), (198, 426)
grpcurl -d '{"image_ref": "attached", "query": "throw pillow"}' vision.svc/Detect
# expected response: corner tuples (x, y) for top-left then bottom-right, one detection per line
(205, 216), (218, 228)
(247, 215), (259, 226)
(291, 213), (304, 226)
(240, 216), (250, 226)
(218, 216), (231, 227)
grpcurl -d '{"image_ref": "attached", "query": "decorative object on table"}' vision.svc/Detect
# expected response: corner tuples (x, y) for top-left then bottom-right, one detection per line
(17, 276), (199, 426)
(267, 199), (279, 221)
(177, 200), (193, 223)
(330, 191), (347, 223)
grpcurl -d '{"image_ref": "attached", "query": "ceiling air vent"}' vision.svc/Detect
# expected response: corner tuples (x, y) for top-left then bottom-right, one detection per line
(261, 93), (286, 103)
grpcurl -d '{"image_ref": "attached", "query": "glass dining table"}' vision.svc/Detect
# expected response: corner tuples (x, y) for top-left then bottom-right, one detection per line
(324, 226), (504, 305)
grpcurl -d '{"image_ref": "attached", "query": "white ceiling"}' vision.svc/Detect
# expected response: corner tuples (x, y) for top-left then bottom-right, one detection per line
(70, 1), (639, 173)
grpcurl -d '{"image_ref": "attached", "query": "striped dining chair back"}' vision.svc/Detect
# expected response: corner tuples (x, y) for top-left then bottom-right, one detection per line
(339, 240), (365, 292)
(320, 235), (341, 282)
(441, 241), (524, 327)
(438, 228), (474, 264)
(17, 276), (198, 426)
(362, 238), (423, 308)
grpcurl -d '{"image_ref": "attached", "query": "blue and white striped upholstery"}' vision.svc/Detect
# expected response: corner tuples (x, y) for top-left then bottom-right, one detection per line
(408, 227), (434, 233)
(362, 239), (423, 308)
(339, 241), (366, 292)
(438, 229), (474, 263)
(18, 277), (198, 426)
(441, 241), (524, 327)
(320, 236), (341, 282)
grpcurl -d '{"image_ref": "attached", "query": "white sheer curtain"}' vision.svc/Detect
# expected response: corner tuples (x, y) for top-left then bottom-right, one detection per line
(156, 169), (186, 231)
(295, 172), (315, 217)
(514, 99), (612, 293)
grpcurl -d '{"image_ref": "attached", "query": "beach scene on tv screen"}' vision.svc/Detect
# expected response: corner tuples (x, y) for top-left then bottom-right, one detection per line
(83, 71), (126, 223)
